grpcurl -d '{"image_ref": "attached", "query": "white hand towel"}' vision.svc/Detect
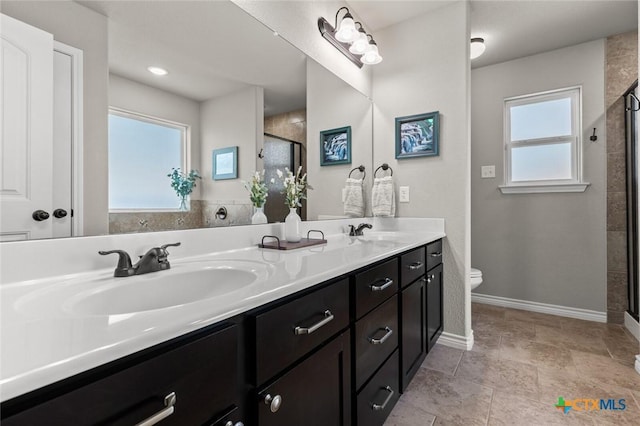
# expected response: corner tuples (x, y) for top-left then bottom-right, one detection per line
(372, 176), (395, 217)
(343, 178), (365, 217)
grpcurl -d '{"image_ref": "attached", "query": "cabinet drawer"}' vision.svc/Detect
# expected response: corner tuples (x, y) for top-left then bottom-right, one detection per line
(355, 295), (398, 389)
(3, 325), (238, 426)
(400, 246), (426, 288)
(255, 278), (349, 385)
(426, 239), (443, 271)
(356, 350), (400, 426)
(257, 332), (351, 426)
(354, 258), (398, 319)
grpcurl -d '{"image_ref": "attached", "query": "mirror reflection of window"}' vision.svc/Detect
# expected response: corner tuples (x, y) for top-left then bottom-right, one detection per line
(108, 109), (188, 211)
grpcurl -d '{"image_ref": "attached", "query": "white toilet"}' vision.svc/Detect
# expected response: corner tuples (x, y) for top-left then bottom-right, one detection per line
(470, 267), (483, 291)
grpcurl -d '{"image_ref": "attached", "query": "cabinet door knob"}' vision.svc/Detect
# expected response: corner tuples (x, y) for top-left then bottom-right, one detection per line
(264, 394), (282, 413)
(32, 210), (50, 221)
(225, 422), (244, 426)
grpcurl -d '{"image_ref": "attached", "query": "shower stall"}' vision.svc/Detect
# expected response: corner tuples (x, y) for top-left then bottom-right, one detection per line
(624, 81), (639, 321)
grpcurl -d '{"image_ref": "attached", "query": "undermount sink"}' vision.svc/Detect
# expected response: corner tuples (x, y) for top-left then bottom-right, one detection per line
(16, 261), (271, 316)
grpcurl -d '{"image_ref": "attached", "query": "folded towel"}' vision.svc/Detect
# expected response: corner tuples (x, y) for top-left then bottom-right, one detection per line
(343, 178), (365, 217)
(372, 176), (395, 217)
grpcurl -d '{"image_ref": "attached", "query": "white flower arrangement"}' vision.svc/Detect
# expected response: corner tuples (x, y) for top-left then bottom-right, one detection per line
(277, 167), (312, 208)
(242, 171), (269, 208)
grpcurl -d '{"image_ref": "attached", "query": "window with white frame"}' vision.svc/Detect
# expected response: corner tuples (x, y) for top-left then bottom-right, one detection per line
(501, 87), (589, 193)
(108, 108), (189, 211)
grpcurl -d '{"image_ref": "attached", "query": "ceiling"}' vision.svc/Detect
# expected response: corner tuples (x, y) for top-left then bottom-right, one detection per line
(347, 0), (638, 68)
(77, 0), (307, 115)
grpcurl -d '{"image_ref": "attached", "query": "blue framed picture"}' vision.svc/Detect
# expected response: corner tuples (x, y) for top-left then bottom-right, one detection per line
(320, 126), (351, 166)
(395, 111), (440, 159)
(212, 146), (238, 180)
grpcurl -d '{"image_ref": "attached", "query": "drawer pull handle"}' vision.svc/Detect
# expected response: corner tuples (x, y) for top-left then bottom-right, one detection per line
(294, 310), (334, 335)
(370, 277), (394, 292)
(408, 261), (424, 270)
(368, 327), (393, 345)
(264, 394), (283, 413)
(371, 386), (395, 411)
(430, 252), (442, 258)
(135, 392), (176, 426)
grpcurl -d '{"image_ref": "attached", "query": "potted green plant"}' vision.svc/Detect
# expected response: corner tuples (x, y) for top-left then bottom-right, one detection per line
(168, 168), (201, 211)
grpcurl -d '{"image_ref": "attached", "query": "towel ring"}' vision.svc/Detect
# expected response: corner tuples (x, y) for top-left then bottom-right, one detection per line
(349, 165), (366, 179)
(374, 163), (393, 177)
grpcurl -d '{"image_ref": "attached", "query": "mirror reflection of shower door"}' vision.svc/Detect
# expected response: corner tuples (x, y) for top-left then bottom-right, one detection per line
(263, 134), (303, 223)
(625, 82), (639, 320)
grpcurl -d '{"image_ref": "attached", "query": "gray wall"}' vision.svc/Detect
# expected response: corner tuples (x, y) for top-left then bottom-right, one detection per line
(200, 86), (263, 202)
(373, 2), (471, 338)
(307, 59), (373, 220)
(2, 1), (109, 236)
(109, 74), (202, 199)
(471, 40), (607, 312)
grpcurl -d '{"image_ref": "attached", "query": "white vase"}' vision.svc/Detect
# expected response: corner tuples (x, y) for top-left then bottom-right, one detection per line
(251, 205), (268, 225)
(284, 207), (302, 242)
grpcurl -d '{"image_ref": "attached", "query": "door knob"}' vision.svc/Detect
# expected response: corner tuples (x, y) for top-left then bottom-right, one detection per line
(53, 209), (68, 219)
(263, 394), (282, 413)
(32, 210), (50, 221)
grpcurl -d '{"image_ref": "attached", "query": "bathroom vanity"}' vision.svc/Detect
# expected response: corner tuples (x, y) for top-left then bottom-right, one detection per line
(0, 220), (444, 425)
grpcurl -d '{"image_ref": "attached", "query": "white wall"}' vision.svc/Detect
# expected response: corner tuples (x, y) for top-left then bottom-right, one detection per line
(373, 2), (471, 338)
(200, 86), (263, 201)
(109, 74), (202, 199)
(231, 0), (372, 98)
(2, 1), (108, 236)
(307, 59), (373, 219)
(471, 40), (607, 312)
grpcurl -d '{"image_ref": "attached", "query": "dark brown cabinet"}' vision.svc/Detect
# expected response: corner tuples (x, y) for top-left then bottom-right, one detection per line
(2, 238), (445, 426)
(400, 277), (427, 391)
(2, 324), (240, 426)
(257, 332), (351, 426)
(427, 263), (444, 351)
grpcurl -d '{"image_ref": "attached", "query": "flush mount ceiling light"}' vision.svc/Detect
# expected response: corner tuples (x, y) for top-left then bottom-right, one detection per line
(147, 66), (168, 76)
(318, 7), (382, 68)
(470, 37), (486, 60)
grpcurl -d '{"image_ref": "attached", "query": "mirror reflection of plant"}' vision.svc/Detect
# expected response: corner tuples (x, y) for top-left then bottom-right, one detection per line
(168, 168), (201, 198)
(243, 171), (269, 208)
(276, 167), (312, 208)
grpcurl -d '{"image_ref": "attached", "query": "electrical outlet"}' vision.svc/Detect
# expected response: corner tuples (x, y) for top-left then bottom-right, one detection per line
(481, 165), (495, 178)
(399, 186), (410, 203)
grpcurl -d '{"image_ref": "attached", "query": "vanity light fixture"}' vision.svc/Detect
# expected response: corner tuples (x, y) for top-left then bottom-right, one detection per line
(470, 37), (486, 60)
(147, 66), (168, 76)
(318, 7), (382, 68)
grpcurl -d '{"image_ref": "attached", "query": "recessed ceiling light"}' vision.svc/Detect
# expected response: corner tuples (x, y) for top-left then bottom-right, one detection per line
(147, 66), (168, 76)
(470, 38), (486, 60)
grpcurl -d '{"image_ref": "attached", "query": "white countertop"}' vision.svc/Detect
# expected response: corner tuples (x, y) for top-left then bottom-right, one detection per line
(0, 219), (444, 402)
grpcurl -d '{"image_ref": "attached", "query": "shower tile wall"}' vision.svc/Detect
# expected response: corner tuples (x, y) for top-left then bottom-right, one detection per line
(606, 31), (638, 324)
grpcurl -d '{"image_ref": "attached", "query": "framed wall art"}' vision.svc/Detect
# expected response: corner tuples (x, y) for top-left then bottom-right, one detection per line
(212, 146), (238, 180)
(395, 111), (439, 159)
(320, 126), (351, 166)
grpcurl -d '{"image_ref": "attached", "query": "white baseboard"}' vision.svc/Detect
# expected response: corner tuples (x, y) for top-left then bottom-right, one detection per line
(471, 293), (607, 323)
(437, 330), (474, 351)
(625, 312), (640, 342)
(636, 355), (640, 376)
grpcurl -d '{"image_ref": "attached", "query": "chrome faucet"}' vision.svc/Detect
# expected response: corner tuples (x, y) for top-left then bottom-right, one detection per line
(348, 223), (372, 236)
(99, 242), (181, 277)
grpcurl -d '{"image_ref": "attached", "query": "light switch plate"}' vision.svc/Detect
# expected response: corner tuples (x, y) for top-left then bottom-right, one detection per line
(481, 165), (496, 178)
(399, 186), (410, 203)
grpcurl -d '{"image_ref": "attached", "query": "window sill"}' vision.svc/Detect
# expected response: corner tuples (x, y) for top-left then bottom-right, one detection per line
(498, 182), (590, 194)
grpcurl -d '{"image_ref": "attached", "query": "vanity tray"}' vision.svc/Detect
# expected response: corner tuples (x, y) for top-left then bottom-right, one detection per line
(259, 230), (327, 250)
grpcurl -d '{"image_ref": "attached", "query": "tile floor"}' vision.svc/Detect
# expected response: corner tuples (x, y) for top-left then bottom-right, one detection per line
(384, 303), (640, 425)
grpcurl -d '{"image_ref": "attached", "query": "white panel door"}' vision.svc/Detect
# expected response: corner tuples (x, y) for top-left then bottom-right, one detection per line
(0, 14), (54, 241)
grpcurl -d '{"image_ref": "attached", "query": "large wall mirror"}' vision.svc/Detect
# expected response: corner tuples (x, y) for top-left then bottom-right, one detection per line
(0, 0), (373, 242)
